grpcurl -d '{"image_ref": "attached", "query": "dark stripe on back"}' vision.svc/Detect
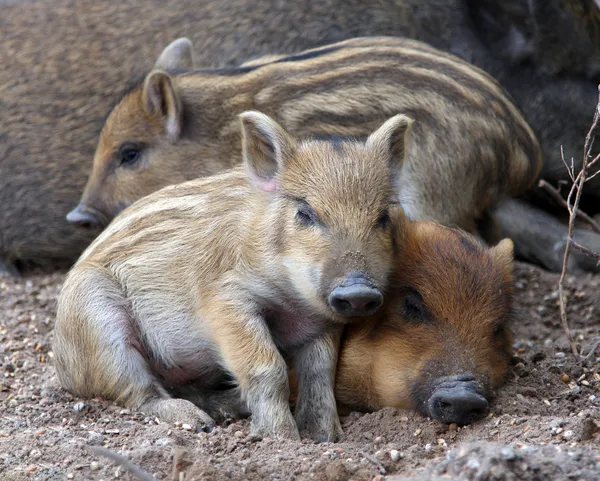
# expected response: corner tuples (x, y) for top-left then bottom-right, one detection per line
(183, 45), (345, 77)
(298, 107), (439, 137)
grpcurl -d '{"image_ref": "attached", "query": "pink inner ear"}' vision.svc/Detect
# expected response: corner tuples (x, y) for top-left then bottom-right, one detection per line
(252, 175), (277, 192)
(166, 117), (181, 141)
(255, 177), (278, 192)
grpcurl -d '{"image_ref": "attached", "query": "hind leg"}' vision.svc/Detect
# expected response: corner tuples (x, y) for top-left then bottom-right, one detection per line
(53, 266), (215, 429)
(481, 198), (600, 274)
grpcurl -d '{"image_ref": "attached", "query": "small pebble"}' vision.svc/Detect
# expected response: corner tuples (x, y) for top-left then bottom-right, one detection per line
(562, 430), (574, 441)
(414, 429), (422, 436)
(390, 450), (402, 462)
(90, 461), (101, 471)
(181, 424), (192, 431)
(555, 352), (566, 359)
(561, 374), (570, 383)
(513, 363), (528, 377)
(87, 432), (104, 446)
(73, 402), (89, 414)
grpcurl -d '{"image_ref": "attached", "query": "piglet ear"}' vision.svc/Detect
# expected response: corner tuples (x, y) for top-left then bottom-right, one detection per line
(239, 111), (296, 192)
(142, 70), (182, 141)
(489, 238), (514, 274)
(154, 37), (196, 71)
(366, 114), (414, 169)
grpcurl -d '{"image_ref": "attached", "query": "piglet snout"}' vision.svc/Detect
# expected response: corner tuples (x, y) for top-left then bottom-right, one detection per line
(427, 376), (488, 425)
(67, 204), (102, 229)
(328, 272), (383, 317)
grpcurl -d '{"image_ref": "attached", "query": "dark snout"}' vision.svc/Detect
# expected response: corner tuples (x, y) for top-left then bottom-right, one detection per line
(328, 272), (383, 317)
(66, 204), (102, 229)
(426, 375), (488, 425)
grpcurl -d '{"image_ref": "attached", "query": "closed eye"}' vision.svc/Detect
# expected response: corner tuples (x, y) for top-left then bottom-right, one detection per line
(404, 286), (430, 322)
(294, 199), (320, 227)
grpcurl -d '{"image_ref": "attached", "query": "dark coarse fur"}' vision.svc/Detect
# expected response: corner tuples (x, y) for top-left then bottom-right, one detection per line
(2, 0), (599, 272)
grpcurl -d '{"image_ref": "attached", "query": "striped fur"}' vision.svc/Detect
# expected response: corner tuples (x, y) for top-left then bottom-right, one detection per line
(75, 36), (542, 233)
(54, 112), (412, 442)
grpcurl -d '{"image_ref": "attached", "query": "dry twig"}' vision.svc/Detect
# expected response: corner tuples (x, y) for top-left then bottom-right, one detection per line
(554, 85), (600, 356)
(538, 179), (600, 233)
(90, 446), (156, 481)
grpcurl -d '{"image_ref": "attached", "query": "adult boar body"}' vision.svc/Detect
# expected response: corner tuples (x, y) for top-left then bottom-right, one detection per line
(4, 0), (598, 272)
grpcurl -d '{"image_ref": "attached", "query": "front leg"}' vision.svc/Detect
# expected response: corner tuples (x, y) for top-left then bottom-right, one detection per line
(205, 296), (299, 440)
(293, 327), (343, 443)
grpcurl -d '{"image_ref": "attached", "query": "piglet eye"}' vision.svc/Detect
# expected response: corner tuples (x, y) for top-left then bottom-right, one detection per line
(404, 286), (429, 322)
(493, 325), (505, 337)
(119, 144), (142, 166)
(295, 202), (318, 227)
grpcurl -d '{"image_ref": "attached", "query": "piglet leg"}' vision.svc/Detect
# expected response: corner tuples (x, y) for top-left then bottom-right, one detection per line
(293, 328), (343, 443)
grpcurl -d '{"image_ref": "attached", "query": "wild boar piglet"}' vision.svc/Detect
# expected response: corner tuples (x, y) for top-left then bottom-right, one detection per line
(335, 222), (515, 425)
(68, 36), (540, 237)
(54, 111), (413, 442)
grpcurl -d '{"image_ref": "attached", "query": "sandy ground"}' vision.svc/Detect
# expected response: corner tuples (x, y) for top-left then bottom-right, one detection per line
(0, 262), (598, 480)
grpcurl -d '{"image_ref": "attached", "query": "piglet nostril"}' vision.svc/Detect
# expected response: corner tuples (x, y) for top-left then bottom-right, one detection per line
(331, 298), (352, 312)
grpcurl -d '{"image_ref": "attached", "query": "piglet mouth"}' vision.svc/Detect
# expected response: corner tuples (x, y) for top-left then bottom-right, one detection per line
(422, 375), (489, 425)
(327, 272), (383, 318)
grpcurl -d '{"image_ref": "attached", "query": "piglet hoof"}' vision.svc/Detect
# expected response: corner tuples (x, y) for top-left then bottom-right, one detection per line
(140, 398), (216, 432)
(295, 409), (343, 443)
(250, 413), (300, 441)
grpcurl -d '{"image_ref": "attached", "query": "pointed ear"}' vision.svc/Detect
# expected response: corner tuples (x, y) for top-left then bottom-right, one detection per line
(490, 238), (514, 273)
(366, 114), (413, 168)
(239, 111), (296, 192)
(154, 37), (195, 71)
(142, 71), (182, 141)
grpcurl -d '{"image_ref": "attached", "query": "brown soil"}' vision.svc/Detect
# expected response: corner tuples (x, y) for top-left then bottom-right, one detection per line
(0, 263), (598, 480)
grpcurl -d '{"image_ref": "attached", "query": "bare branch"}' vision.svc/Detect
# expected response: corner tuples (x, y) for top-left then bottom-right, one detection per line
(584, 338), (600, 361)
(538, 180), (600, 234)
(557, 84), (600, 357)
(561, 146), (576, 183)
(571, 241), (600, 262)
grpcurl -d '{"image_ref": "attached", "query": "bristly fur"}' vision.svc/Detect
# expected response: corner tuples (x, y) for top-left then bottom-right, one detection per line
(54, 112), (413, 442)
(81, 36), (542, 234)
